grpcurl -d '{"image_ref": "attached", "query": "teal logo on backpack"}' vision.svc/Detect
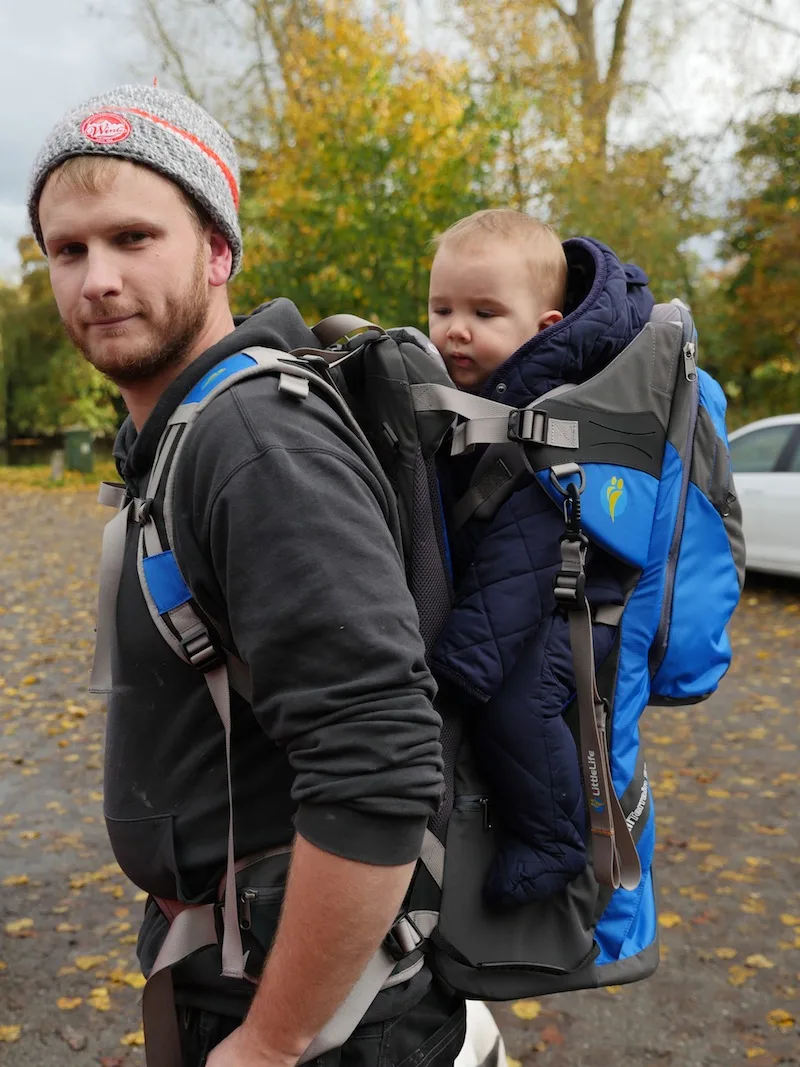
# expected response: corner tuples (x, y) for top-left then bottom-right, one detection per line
(601, 475), (628, 522)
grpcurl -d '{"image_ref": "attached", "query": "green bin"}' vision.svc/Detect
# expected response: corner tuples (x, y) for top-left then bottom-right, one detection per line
(64, 428), (94, 474)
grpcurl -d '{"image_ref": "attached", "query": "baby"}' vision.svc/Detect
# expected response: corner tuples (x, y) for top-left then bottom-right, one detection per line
(429, 208), (654, 906)
(428, 209), (567, 392)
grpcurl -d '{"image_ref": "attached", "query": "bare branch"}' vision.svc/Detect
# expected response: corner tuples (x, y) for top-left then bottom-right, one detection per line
(606, 0), (636, 97)
(141, 0), (200, 100)
(542, 0), (576, 34)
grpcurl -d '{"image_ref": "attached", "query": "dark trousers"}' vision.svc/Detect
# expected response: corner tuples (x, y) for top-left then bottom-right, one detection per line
(179, 980), (466, 1067)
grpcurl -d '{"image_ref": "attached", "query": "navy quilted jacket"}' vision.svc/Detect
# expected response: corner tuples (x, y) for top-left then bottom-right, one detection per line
(432, 238), (654, 907)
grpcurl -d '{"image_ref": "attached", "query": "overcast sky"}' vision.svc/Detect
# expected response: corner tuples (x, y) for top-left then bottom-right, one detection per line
(1, 0), (798, 281)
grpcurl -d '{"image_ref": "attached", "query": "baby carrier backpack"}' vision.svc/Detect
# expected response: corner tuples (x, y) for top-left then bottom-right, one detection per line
(90, 301), (744, 1065)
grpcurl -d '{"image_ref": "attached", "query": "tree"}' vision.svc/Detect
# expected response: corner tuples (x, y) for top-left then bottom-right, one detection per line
(140, 0), (497, 325)
(0, 239), (120, 440)
(704, 82), (800, 421)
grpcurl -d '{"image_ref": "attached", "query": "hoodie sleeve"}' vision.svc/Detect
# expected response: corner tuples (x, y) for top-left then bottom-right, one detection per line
(172, 377), (444, 868)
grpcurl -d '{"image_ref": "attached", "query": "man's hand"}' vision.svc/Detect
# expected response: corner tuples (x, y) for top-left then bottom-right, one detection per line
(206, 1024), (299, 1067)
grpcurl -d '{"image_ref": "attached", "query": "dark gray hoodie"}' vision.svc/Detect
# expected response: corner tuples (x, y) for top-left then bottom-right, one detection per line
(105, 298), (443, 913)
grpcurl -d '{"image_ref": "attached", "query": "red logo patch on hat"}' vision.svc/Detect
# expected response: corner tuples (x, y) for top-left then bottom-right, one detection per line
(81, 112), (132, 145)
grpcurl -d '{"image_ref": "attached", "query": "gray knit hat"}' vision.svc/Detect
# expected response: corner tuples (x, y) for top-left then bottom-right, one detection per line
(28, 85), (243, 275)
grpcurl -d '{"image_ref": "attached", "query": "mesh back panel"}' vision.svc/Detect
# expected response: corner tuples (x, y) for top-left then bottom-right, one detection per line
(409, 450), (453, 656)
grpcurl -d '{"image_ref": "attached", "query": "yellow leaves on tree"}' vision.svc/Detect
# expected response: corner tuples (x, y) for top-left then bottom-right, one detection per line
(233, 1), (496, 328)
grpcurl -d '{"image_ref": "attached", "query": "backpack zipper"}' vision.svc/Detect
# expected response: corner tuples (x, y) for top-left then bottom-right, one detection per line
(649, 339), (700, 676)
(238, 886), (284, 931)
(454, 795), (492, 830)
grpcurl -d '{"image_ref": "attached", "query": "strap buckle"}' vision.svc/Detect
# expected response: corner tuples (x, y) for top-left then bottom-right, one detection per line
(180, 623), (224, 672)
(554, 534), (588, 607)
(507, 408), (547, 445)
(384, 914), (424, 961)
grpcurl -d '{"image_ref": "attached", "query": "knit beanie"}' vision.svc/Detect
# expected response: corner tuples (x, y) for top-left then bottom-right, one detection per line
(28, 85), (243, 276)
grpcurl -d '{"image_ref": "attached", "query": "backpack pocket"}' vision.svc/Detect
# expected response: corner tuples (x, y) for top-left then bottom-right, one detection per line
(649, 388), (743, 704)
(432, 793), (600, 999)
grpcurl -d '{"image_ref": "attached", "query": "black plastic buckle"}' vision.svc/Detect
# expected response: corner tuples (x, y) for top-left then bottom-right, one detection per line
(554, 534), (588, 607)
(384, 914), (423, 961)
(180, 623), (224, 672)
(507, 408), (546, 445)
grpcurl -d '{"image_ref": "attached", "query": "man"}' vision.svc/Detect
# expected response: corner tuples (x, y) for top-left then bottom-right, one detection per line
(29, 85), (464, 1067)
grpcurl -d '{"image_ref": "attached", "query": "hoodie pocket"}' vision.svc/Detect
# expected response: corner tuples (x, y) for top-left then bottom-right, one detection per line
(105, 811), (179, 900)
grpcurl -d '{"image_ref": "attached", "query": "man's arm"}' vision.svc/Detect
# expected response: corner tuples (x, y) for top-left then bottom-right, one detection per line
(209, 835), (415, 1066)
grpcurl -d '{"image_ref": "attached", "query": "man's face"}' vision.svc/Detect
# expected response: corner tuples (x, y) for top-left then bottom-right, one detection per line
(428, 237), (549, 392)
(39, 161), (211, 385)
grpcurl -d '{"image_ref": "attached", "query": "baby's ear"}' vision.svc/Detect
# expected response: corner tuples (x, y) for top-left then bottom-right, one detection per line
(537, 309), (564, 332)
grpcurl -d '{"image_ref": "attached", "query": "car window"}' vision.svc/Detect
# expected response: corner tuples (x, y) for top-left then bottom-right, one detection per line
(729, 425), (796, 473)
(787, 436), (800, 473)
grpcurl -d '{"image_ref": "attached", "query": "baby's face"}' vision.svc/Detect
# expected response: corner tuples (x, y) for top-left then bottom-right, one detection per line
(428, 237), (554, 391)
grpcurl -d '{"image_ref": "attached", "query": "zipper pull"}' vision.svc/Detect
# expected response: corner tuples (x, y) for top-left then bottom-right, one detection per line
(480, 797), (492, 831)
(683, 341), (698, 383)
(239, 888), (257, 931)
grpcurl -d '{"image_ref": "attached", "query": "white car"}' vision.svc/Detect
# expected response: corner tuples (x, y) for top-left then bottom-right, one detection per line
(728, 413), (800, 577)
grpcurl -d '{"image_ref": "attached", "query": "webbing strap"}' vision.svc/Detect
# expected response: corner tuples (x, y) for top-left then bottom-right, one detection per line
(89, 500), (135, 694)
(568, 603), (641, 891)
(143, 905), (218, 1067)
(97, 481), (127, 509)
(420, 829), (445, 889)
(204, 664), (245, 979)
(410, 382), (511, 421)
(142, 901), (438, 1067)
(300, 910), (438, 1063)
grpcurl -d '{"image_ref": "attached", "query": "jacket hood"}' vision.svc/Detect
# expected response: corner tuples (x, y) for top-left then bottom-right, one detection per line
(113, 297), (318, 483)
(480, 238), (654, 407)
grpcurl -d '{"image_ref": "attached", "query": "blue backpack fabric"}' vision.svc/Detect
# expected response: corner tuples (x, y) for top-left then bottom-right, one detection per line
(432, 238), (655, 906)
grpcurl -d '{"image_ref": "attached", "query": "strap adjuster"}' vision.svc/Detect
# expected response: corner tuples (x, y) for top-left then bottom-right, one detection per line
(554, 534), (588, 607)
(384, 914), (424, 961)
(134, 498), (155, 526)
(507, 408), (547, 444)
(180, 623), (223, 671)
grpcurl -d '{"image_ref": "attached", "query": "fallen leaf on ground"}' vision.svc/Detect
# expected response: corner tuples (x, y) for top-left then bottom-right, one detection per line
(766, 1009), (795, 1031)
(1, 874), (29, 886)
(74, 954), (107, 971)
(659, 912), (682, 929)
(511, 999), (542, 1020)
(121, 1030), (145, 1047)
(729, 965), (757, 986)
(541, 1025), (565, 1046)
(4, 918), (34, 938)
(716, 947), (737, 959)
(0, 1026), (21, 1042)
(57, 997), (82, 1011)
(746, 954), (775, 969)
(88, 986), (111, 1012)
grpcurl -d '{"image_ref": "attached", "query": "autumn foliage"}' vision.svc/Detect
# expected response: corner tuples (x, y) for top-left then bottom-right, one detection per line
(0, 0), (798, 441)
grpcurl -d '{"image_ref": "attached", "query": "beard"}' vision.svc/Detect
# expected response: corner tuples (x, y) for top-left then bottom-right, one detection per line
(64, 244), (210, 386)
